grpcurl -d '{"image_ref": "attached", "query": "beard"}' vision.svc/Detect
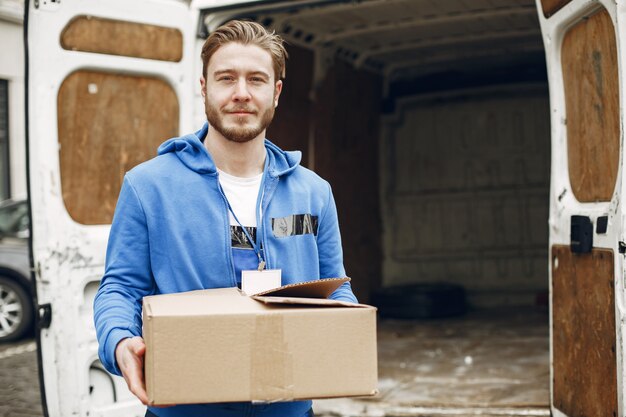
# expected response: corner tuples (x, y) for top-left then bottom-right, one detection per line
(205, 98), (275, 143)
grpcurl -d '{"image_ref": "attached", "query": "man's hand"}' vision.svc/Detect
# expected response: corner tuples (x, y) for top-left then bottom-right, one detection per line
(115, 336), (149, 405)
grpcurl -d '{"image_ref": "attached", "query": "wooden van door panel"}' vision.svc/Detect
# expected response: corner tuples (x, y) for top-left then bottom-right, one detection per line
(561, 8), (619, 203)
(551, 246), (617, 417)
(26, 1), (195, 416)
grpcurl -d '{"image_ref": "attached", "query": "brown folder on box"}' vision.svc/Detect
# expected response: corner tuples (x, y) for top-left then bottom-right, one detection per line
(143, 278), (378, 406)
(253, 277), (372, 307)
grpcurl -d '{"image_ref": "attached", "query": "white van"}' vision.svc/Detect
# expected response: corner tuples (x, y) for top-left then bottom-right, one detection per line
(25, 0), (623, 416)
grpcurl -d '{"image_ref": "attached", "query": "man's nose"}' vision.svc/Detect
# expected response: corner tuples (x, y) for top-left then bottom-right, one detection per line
(233, 78), (251, 101)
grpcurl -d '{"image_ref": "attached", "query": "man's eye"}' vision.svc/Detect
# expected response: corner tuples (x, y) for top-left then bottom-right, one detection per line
(250, 77), (265, 83)
(218, 76), (234, 82)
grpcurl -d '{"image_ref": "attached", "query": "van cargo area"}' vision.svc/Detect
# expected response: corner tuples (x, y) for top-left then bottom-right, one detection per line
(207, 0), (551, 415)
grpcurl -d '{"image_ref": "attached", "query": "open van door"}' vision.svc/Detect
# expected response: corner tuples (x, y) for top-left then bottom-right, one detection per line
(25, 0), (196, 415)
(537, 0), (623, 415)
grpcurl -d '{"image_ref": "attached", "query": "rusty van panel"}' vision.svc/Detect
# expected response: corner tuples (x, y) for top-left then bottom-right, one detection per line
(61, 16), (183, 62)
(57, 70), (179, 224)
(552, 245), (617, 417)
(561, 9), (619, 203)
(540, 0), (572, 18)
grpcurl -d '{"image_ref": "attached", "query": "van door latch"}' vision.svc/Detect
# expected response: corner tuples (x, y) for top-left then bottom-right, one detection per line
(570, 215), (593, 253)
(37, 304), (52, 329)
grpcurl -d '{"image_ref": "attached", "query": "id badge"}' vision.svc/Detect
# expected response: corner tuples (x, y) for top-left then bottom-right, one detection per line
(241, 269), (282, 295)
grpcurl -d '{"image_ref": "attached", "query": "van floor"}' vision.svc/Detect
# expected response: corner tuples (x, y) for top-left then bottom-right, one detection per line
(314, 307), (550, 417)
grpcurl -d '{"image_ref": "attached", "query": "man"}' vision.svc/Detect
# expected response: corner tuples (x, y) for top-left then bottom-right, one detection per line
(94, 20), (357, 417)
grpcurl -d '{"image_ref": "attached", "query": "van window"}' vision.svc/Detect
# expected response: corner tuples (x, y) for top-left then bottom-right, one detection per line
(0, 200), (28, 236)
(57, 70), (179, 225)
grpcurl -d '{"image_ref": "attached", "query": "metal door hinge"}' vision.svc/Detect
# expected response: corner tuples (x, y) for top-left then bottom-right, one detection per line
(32, 262), (49, 284)
(35, 0), (61, 11)
(596, 216), (608, 234)
(37, 304), (52, 329)
(619, 241), (626, 254)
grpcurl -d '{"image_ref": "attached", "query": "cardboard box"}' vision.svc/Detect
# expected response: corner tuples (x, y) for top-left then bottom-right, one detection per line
(143, 278), (378, 405)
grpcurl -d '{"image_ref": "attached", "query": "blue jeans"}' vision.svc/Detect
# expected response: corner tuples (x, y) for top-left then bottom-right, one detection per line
(145, 407), (315, 417)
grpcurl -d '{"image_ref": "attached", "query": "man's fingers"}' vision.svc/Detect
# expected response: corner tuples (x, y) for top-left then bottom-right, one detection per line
(124, 358), (149, 405)
(131, 338), (146, 356)
(125, 336), (145, 355)
(135, 343), (146, 356)
(117, 337), (149, 405)
(129, 381), (149, 405)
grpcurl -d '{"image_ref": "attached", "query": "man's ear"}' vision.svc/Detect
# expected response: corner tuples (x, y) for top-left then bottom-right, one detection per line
(274, 80), (283, 108)
(200, 76), (206, 98)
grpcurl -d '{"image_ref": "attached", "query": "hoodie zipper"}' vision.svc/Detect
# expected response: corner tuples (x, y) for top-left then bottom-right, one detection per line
(260, 174), (280, 270)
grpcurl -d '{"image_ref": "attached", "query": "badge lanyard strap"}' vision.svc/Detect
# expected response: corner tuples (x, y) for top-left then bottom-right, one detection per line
(225, 199), (266, 271)
(218, 158), (268, 272)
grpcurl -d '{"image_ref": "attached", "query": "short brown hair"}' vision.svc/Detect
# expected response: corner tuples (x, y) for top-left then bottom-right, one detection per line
(201, 20), (288, 81)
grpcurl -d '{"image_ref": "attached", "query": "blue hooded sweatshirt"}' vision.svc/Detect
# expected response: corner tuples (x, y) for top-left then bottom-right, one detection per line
(93, 123), (357, 417)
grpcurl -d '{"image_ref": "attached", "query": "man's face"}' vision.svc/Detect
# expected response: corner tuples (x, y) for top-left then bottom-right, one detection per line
(201, 42), (282, 143)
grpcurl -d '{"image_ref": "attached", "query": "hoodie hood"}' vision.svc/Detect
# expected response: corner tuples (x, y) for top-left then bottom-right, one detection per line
(157, 122), (301, 177)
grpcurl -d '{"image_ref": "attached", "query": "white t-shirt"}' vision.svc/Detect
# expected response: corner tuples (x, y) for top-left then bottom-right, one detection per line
(217, 169), (263, 228)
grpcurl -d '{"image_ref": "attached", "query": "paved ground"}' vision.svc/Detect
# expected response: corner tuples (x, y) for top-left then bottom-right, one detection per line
(0, 307), (549, 417)
(0, 339), (43, 417)
(315, 307), (550, 417)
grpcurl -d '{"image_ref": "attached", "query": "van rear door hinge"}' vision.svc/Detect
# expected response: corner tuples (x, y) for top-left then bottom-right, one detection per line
(37, 304), (52, 329)
(34, 0), (61, 11)
(619, 241), (626, 254)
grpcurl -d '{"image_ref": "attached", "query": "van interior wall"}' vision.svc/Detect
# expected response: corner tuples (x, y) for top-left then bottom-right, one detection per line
(267, 45), (313, 166)
(381, 83), (551, 309)
(268, 45), (383, 303)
